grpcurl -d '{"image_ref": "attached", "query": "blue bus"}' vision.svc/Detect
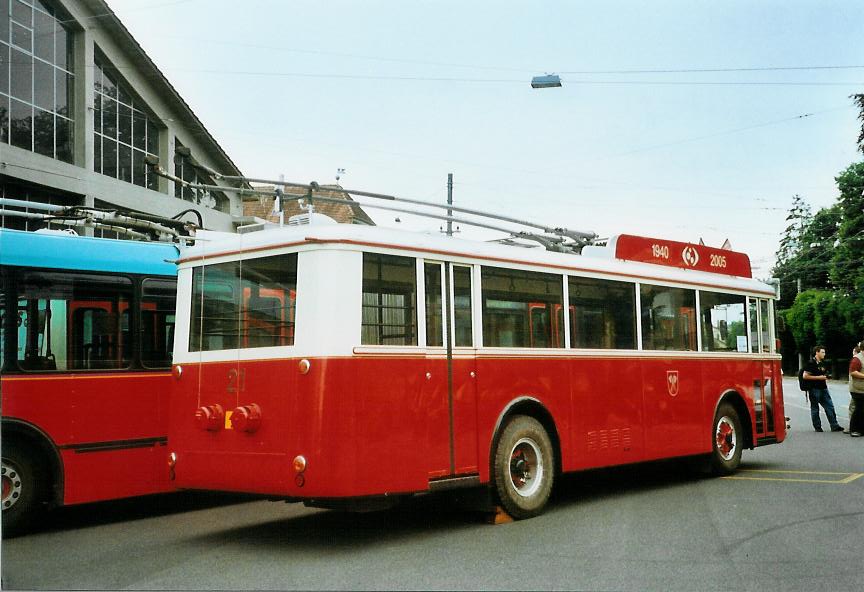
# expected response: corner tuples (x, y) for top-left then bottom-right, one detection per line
(1, 228), (179, 535)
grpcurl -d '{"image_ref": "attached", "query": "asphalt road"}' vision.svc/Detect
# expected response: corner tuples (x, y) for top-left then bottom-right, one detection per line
(3, 377), (863, 591)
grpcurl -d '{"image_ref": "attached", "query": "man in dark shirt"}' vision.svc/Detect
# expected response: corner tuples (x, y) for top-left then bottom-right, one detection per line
(803, 345), (843, 432)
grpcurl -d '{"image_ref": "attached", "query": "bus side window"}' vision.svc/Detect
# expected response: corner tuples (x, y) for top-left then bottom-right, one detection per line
(17, 299), (60, 371)
(16, 271), (132, 371)
(568, 276), (636, 350)
(141, 278), (177, 368)
(481, 267), (563, 348)
(640, 284), (697, 351)
(362, 253), (417, 346)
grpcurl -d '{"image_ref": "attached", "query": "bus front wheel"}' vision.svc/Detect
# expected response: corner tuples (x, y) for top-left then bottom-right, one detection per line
(710, 402), (743, 475)
(2, 441), (44, 536)
(493, 415), (554, 519)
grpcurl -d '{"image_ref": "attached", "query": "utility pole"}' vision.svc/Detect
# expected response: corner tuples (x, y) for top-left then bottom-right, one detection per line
(446, 173), (453, 237)
(797, 277), (804, 370)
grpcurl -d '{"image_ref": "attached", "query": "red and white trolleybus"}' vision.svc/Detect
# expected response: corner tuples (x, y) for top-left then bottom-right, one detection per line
(167, 221), (784, 519)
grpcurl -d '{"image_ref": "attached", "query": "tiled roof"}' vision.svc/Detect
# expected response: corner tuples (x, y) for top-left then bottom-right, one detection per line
(243, 185), (375, 225)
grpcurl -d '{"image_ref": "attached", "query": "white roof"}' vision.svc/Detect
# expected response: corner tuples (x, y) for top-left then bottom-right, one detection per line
(178, 224), (775, 297)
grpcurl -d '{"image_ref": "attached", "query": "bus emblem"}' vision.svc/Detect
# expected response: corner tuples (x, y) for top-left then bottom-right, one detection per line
(681, 246), (699, 267)
(667, 371), (679, 396)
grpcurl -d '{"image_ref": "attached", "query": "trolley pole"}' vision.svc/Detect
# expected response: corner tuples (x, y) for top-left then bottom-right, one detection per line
(447, 173), (453, 236)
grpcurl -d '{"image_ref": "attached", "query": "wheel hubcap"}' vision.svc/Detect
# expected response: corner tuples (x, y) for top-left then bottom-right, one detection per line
(508, 438), (544, 497)
(715, 416), (737, 461)
(1, 460), (23, 510)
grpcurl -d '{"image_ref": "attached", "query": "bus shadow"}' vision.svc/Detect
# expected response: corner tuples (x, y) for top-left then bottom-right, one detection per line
(187, 496), (484, 551)
(23, 491), (259, 536)
(552, 457), (713, 507)
(188, 457), (730, 550)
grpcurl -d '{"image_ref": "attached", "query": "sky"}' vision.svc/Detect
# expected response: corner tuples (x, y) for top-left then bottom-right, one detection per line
(104, 0), (864, 278)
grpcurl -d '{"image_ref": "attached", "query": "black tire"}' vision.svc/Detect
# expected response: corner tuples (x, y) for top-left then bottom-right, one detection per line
(493, 415), (554, 520)
(710, 402), (743, 476)
(2, 440), (45, 536)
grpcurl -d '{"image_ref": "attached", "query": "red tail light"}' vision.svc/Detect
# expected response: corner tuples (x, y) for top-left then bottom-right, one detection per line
(231, 404), (262, 433)
(195, 405), (224, 431)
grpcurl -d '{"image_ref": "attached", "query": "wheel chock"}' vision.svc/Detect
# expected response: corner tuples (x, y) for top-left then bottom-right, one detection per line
(486, 506), (514, 525)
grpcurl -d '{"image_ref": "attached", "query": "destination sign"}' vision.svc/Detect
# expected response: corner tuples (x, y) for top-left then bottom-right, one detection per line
(613, 234), (752, 278)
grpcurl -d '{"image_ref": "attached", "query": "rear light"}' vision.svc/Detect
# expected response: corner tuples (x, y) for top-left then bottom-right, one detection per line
(231, 403), (262, 433)
(168, 452), (177, 481)
(195, 404), (224, 431)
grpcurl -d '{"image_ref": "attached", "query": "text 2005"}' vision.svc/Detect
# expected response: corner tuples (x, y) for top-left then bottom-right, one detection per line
(710, 254), (727, 268)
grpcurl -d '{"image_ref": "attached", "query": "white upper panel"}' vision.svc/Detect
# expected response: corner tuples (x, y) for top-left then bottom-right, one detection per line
(177, 224), (776, 297)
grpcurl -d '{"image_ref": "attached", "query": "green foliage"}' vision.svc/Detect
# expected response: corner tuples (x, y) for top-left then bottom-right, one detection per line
(829, 162), (864, 294)
(774, 160), (864, 365)
(724, 320), (746, 351)
(784, 290), (845, 355)
(853, 94), (864, 154)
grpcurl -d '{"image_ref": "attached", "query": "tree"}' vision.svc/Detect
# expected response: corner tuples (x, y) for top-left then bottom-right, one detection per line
(852, 94), (864, 154)
(829, 162), (864, 294)
(797, 204), (841, 292)
(773, 202), (839, 311)
(772, 194), (812, 309)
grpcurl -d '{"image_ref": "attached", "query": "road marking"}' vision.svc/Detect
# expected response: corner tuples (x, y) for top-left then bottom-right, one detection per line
(722, 469), (864, 484)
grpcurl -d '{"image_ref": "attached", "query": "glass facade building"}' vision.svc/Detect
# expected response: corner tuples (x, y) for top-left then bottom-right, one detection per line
(1, 0), (243, 234)
(93, 53), (159, 190)
(1, 0), (74, 162)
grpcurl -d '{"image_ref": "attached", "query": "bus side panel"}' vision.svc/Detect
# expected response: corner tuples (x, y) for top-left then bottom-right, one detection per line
(569, 357), (646, 471)
(641, 358), (705, 460)
(2, 373), (172, 505)
(335, 357), (430, 495)
(60, 445), (171, 504)
(474, 357), (572, 483)
(699, 359), (762, 450)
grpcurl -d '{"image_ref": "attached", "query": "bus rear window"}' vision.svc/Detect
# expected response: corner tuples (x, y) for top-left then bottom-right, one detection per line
(189, 254), (297, 352)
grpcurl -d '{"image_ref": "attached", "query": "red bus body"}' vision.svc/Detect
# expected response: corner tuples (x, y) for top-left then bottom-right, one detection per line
(168, 226), (785, 512)
(171, 356), (783, 497)
(2, 372), (172, 504)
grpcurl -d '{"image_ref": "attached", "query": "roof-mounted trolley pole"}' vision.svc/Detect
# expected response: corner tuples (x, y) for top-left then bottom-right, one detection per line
(0, 197), (199, 242)
(143, 158), (598, 253)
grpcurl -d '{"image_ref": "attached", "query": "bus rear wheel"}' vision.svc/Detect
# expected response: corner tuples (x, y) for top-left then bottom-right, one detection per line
(710, 402), (742, 475)
(2, 441), (44, 536)
(493, 415), (554, 520)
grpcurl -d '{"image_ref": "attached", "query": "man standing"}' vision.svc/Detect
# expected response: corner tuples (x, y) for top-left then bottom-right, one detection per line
(802, 345), (844, 432)
(848, 341), (864, 437)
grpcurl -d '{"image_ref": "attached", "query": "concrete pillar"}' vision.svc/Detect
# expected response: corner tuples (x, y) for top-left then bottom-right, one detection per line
(74, 28), (93, 171)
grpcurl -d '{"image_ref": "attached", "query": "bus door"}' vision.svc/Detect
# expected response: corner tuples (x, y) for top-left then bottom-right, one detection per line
(749, 297), (777, 438)
(423, 262), (478, 480)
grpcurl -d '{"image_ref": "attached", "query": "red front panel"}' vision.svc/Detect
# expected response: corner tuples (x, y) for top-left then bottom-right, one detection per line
(1, 372), (173, 505)
(169, 355), (784, 499)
